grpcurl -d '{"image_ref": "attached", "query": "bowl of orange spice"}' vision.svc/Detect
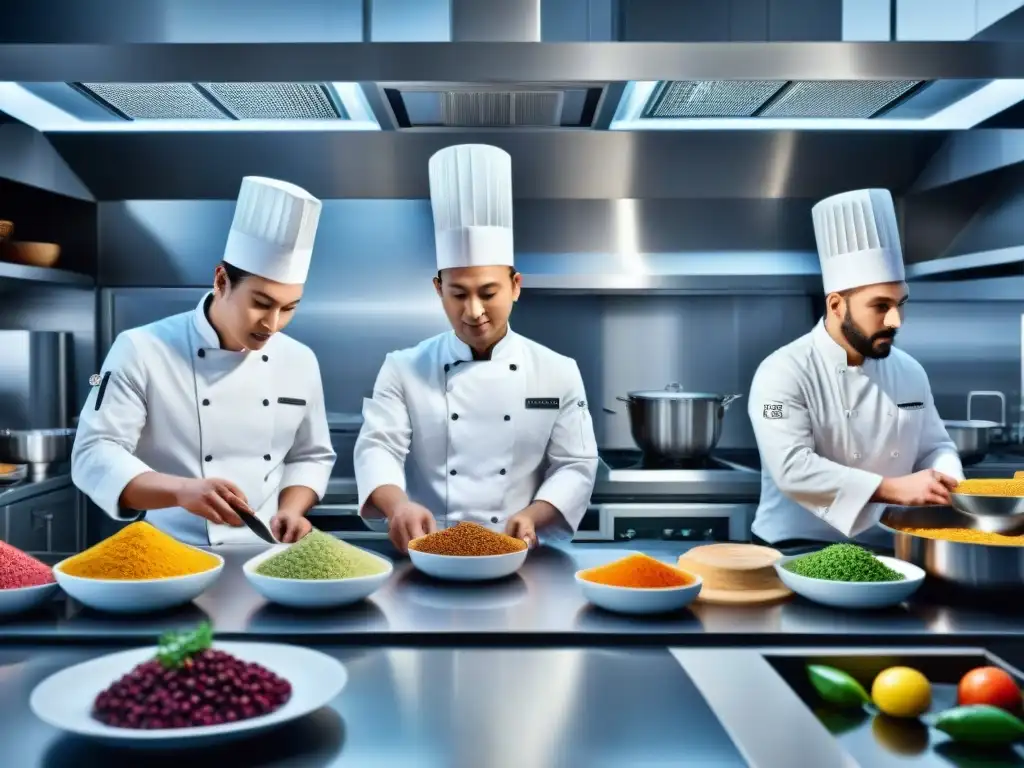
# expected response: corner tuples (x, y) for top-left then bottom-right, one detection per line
(575, 553), (702, 615)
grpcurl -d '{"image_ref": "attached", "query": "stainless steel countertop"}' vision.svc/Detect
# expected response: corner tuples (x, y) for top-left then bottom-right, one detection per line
(0, 644), (747, 768)
(0, 472), (72, 507)
(7, 540), (1024, 644)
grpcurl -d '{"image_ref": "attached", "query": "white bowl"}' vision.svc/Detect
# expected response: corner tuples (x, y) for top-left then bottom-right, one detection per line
(243, 544), (393, 609)
(29, 641), (347, 748)
(575, 571), (703, 615)
(408, 547), (528, 581)
(774, 553), (925, 610)
(0, 581), (59, 617)
(53, 553), (224, 614)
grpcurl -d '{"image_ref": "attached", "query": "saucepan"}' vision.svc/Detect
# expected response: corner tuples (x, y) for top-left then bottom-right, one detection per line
(942, 390), (1007, 466)
(604, 383), (743, 460)
(0, 428), (75, 480)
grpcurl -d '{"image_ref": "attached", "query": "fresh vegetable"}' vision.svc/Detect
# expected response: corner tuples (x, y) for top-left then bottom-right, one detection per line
(807, 664), (870, 708)
(155, 621), (213, 669)
(931, 704), (1024, 745)
(957, 667), (1022, 713)
(871, 666), (932, 719)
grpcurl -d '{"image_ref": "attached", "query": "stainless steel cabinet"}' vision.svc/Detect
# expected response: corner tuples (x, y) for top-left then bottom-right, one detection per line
(2, 486), (81, 557)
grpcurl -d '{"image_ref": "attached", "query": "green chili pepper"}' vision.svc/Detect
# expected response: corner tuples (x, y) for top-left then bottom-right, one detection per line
(932, 705), (1024, 745)
(807, 665), (870, 708)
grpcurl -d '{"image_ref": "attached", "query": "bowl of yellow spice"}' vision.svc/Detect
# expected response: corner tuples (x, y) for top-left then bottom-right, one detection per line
(243, 530), (392, 609)
(53, 522), (224, 614)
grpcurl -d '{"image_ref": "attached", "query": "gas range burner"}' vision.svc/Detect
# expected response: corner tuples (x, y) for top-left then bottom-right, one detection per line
(593, 448), (762, 501)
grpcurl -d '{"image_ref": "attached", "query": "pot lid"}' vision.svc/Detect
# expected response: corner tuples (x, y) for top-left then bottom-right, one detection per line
(626, 383), (724, 400)
(943, 419), (1001, 429)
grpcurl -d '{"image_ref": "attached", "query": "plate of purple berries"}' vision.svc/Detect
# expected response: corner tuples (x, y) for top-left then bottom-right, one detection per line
(28, 622), (347, 748)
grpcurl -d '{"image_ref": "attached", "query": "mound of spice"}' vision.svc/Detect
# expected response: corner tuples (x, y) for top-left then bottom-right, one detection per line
(893, 526), (1024, 547)
(255, 530), (388, 579)
(784, 543), (904, 582)
(955, 478), (1024, 497)
(0, 541), (55, 589)
(59, 521), (220, 580)
(409, 522), (527, 556)
(93, 622), (291, 730)
(580, 553), (695, 589)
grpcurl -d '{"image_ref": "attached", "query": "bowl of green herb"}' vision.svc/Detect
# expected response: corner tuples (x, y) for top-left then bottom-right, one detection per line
(774, 543), (924, 609)
(243, 530), (393, 609)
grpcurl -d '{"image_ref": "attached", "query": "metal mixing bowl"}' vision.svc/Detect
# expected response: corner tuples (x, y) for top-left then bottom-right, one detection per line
(950, 492), (1024, 535)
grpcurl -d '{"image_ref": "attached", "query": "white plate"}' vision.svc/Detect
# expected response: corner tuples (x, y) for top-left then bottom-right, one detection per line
(0, 581), (59, 617)
(408, 547), (528, 581)
(774, 553), (925, 609)
(243, 544), (393, 608)
(53, 553), (224, 614)
(575, 571), (703, 615)
(29, 641), (347, 748)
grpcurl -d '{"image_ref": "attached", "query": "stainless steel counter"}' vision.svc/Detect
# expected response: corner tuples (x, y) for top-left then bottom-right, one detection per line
(6, 541), (1024, 645)
(0, 644), (747, 768)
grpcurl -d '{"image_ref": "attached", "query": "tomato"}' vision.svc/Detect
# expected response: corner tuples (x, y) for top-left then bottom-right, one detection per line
(958, 667), (1022, 712)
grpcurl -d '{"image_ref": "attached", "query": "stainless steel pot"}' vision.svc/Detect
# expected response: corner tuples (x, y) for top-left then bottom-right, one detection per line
(943, 420), (1000, 465)
(610, 383), (743, 460)
(880, 505), (1024, 590)
(0, 428), (75, 480)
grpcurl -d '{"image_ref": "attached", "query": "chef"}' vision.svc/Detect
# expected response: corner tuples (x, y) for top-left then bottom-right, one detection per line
(354, 143), (599, 553)
(748, 188), (963, 547)
(71, 176), (336, 546)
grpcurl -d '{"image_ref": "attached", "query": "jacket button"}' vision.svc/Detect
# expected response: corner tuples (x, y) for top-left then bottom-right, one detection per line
(450, 469), (457, 476)
(202, 399), (210, 406)
(451, 413), (459, 420)
(491, 516), (499, 524)
(264, 454), (271, 461)
(499, 468), (506, 475)
(262, 355), (269, 362)
(204, 455), (212, 462)
(444, 363), (450, 372)
(504, 415), (510, 421)
(853, 452), (861, 460)
(891, 451), (900, 458)
(263, 399), (270, 406)
(197, 349), (206, 358)
(510, 364), (517, 371)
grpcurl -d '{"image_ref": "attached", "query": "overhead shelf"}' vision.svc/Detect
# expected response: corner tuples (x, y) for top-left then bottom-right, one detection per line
(0, 260), (94, 287)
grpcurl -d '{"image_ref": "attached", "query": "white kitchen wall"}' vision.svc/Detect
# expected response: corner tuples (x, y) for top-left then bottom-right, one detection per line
(843, 0), (1024, 40)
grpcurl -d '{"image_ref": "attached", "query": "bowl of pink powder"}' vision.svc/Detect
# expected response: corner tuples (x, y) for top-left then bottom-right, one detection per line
(0, 541), (58, 617)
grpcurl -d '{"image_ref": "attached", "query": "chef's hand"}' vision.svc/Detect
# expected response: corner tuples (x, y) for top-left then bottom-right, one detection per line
(271, 510), (312, 543)
(388, 501), (436, 553)
(877, 470), (959, 506)
(175, 478), (247, 526)
(505, 512), (538, 549)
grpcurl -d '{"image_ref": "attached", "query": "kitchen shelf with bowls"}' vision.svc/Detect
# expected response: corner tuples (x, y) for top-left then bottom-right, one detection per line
(0, 259), (93, 287)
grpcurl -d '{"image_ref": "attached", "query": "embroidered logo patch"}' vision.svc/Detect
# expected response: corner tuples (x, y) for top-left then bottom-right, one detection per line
(762, 402), (786, 420)
(88, 373), (102, 387)
(525, 397), (560, 410)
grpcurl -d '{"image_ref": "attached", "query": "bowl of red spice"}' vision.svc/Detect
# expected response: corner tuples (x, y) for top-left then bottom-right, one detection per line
(0, 541), (59, 617)
(408, 522), (528, 581)
(576, 553), (703, 615)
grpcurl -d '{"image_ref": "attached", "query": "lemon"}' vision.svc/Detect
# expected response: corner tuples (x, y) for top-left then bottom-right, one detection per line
(871, 667), (932, 719)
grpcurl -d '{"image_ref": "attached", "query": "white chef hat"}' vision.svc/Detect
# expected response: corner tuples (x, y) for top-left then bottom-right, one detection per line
(811, 188), (905, 295)
(428, 144), (514, 271)
(222, 176), (322, 285)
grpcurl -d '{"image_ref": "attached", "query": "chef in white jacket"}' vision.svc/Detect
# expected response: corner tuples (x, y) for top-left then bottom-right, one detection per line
(354, 144), (599, 553)
(748, 188), (962, 547)
(71, 176), (336, 546)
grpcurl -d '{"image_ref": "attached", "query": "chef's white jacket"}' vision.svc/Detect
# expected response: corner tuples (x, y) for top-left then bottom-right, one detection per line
(71, 293), (336, 545)
(354, 327), (598, 538)
(748, 319), (963, 545)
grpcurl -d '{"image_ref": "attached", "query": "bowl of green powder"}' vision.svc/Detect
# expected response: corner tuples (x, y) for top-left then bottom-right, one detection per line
(774, 544), (925, 610)
(243, 531), (392, 609)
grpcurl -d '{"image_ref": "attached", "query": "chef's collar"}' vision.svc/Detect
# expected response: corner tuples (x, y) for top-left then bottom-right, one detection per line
(812, 317), (873, 373)
(192, 292), (222, 350)
(443, 325), (520, 367)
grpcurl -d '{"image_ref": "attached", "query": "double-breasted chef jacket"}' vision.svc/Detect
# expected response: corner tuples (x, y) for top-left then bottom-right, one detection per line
(71, 293), (336, 546)
(354, 327), (599, 537)
(748, 318), (963, 546)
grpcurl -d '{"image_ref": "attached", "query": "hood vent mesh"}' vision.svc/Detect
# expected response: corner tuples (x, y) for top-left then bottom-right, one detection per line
(439, 91), (564, 127)
(644, 80), (923, 119)
(75, 82), (346, 121)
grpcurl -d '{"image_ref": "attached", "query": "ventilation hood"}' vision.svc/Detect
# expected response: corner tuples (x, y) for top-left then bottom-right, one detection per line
(2, 0), (1024, 133)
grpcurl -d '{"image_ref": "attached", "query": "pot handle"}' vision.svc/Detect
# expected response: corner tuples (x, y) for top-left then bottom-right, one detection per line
(721, 394), (743, 409)
(603, 407), (617, 415)
(665, 382), (683, 392)
(615, 396), (631, 404)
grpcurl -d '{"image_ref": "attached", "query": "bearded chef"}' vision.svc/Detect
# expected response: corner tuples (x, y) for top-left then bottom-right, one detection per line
(748, 188), (963, 547)
(71, 176), (336, 546)
(354, 144), (599, 553)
